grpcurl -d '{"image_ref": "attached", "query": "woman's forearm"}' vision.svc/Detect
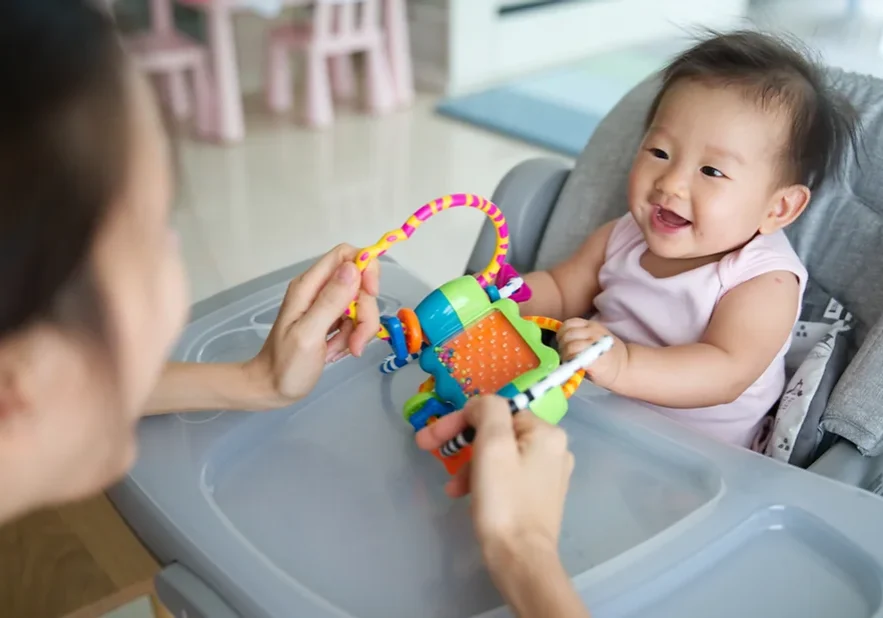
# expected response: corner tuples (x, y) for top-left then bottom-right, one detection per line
(143, 362), (283, 416)
(486, 539), (591, 618)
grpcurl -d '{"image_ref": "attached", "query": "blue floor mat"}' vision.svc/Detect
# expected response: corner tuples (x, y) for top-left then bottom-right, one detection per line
(437, 89), (605, 157)
(436, 47), (675, 156)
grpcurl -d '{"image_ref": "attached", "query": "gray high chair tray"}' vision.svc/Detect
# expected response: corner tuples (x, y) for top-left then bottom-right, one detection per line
(110, 255), (883, 618)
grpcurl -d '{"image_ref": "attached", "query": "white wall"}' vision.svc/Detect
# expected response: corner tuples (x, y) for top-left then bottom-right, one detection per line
(446, 0), (751, 94)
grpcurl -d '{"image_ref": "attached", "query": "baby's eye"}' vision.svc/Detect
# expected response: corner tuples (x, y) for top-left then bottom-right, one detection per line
(647, 148), (669, 159)
(700, 165), (725, 178)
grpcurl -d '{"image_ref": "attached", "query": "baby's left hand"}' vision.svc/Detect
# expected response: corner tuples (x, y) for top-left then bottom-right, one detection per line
(557, 318), (627, 390)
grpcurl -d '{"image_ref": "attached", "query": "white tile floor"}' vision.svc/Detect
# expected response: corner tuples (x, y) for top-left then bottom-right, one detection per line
(173, 96), (560, 303)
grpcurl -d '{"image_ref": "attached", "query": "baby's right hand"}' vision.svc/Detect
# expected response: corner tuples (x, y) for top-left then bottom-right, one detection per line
(557, 318), (627, 389)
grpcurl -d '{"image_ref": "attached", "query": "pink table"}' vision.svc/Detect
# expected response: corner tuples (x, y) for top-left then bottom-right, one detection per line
(178, 0), (414, 143)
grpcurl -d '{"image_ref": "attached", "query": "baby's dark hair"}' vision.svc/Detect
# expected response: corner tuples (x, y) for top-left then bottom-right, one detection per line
(0, 0), (130, 342)
(646, 30), (860, 191)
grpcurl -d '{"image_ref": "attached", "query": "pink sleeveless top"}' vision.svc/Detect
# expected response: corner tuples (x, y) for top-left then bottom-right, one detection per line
(592, 214), (807, 447)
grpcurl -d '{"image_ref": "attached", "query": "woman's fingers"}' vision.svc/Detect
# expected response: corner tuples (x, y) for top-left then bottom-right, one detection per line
(295, 262), (361, 338)
(464, 396), (517, 454)
(349, 288), (380, 357)
(325, 319), (354, 363)
(415, 410), (469, 450)
(445, 461), (472, 497)
(276, 244), (361, 329)
(361, 257), (381, 298)
(326, 317), (342, 337)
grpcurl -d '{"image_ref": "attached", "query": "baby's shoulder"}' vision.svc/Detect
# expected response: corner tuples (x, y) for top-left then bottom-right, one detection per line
(718, 231), (807, 293)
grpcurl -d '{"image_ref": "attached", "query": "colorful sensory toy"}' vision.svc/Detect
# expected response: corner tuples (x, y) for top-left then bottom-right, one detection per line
(346, 193), (599, 475)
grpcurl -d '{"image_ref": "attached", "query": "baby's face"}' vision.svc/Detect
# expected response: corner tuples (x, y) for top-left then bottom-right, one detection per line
(628, 79), (790, 261)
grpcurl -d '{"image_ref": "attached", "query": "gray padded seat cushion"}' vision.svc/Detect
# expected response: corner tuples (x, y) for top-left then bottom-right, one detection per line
(534, 67), (883, 456)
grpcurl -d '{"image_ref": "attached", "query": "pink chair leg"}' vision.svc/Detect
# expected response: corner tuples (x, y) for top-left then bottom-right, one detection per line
(305, 50), (333, 127)
(383, 0), (414, 107)
(329, 54), (357, 101)
(328, 0), (357, 101)
(206, 3), (245, 142)
(364, 43), (396, 115)
(167, 70), (191, 119)
(265, 37), (293, 113)
(191, 60), (215, 139)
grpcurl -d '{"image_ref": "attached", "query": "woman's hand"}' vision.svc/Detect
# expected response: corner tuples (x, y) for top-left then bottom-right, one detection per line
(415, 396), (574, 563)
(145, 244), (380, 416)
(244, 244), (380, 408)
(416, 397), (591, 618)
(557, 318), (627, 390)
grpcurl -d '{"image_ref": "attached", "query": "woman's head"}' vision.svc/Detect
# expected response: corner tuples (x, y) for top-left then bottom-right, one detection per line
(0, 0), (187, 520)
(628, 30), (859, 261)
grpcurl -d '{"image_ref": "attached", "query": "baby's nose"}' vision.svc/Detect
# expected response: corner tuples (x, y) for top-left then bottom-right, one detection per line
(654, 169), (689, 200)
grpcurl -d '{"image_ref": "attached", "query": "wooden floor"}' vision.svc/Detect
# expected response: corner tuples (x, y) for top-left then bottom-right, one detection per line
(0, 493), (163, 618)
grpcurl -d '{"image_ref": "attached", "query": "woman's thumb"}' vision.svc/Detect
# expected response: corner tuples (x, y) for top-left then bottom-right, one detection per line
(299, 262), (360, 333)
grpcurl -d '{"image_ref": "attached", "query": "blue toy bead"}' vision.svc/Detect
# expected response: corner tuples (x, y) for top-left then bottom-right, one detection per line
(381, 315), (409, 361)
(485, 285), (501, 302)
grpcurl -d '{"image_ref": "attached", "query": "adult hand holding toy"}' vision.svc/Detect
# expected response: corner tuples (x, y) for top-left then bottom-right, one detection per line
(416, 396), (592, 618)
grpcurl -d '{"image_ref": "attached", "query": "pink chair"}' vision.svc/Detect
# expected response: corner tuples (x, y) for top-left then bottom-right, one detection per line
(123, 0), (215, 139)
(265, 0), (396, 128)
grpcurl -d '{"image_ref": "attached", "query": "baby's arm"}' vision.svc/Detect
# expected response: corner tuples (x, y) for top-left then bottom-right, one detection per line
(519, 220), (617, 321)
(611, 270), (801, 408)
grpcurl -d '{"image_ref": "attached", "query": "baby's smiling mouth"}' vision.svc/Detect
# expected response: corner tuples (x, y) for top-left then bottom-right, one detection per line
(654, 204), (691, 228)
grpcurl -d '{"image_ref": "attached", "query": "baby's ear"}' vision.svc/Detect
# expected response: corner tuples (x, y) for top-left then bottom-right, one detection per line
(759, 184), (810, 234)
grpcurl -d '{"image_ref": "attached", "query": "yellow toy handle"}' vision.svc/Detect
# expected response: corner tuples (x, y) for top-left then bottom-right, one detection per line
(345, 194), (510, 340)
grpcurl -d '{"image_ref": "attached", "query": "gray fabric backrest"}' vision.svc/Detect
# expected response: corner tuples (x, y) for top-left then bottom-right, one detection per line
(534, 67), (883, 455)
(534, 75), (660, 272)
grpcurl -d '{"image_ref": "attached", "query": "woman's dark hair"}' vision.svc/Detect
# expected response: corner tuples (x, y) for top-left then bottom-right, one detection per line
(0, 0), (130, 341)
(646, 30), (860, 191)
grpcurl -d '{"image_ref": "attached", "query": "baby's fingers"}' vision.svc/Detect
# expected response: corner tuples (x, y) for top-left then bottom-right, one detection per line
(560, 339), (592, 362)
(557, 318), (588, 340)
(557, 323), (595, 346)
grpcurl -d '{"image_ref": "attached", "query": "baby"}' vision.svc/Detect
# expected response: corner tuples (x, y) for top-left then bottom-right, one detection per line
(519, 31), (859, 448)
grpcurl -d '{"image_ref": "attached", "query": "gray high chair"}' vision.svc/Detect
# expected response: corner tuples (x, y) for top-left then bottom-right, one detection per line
(110, 69), (883, 618)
